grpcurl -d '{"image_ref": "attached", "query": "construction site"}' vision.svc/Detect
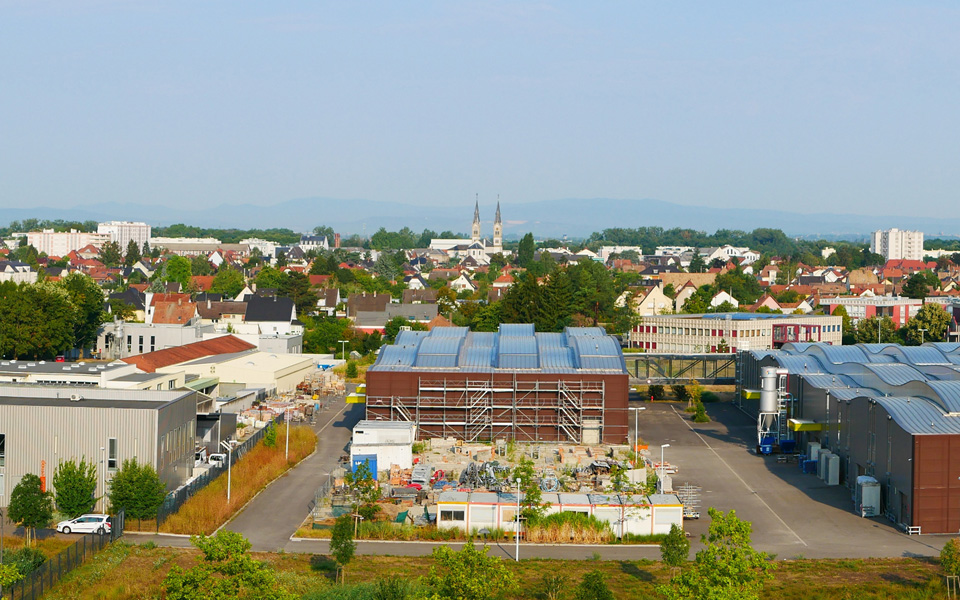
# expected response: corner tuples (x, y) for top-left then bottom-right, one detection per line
(364, 325), (630, 444)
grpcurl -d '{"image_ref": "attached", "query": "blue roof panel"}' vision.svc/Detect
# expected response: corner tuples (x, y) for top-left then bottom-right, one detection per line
(498, 354), (539, 369)
(499, 336), (538, 355)
(499, 323), (535, 337)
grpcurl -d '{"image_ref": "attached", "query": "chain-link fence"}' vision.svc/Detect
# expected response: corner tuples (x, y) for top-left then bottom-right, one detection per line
(2, 511), (125, 600)
(156, 417), (277, 527)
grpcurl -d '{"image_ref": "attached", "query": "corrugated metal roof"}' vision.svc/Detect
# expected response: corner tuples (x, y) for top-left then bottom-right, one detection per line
(499, 336), (538, 355)
(571, 335), (621, 357)
(535, 332), (567, 349)
(580, 356), (625, 370)
(772, 354), (826, 374)
(469, 332), (497, 347)
(499, 323), (535, 337)
(800, 373), (861, 389)
(931, 342), (960, 354)
(859, 343), (899, 354)
(461, 346), (495, 368)
(429, 326), (470, 338)
(539, 347), (576, 369)
(828, 387), (880, 400)
(418, 337), (464, 356)
(896, 346), (951, 365)
(414, 353), (459, 368)
(872, 396), (960, 435)
(394, 330), (430, 347)
(498, 354), (539, 369)
(378, 345), (417, 368)
(862, 363), (928, 386)
(924, 381), (960, 414)
(809, 344), (869, 364)
(565, 327), (608, 337)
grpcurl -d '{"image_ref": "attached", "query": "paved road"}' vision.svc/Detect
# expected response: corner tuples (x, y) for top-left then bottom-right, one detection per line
(219, 396), (364, 551)
(133, 399), (951, 560)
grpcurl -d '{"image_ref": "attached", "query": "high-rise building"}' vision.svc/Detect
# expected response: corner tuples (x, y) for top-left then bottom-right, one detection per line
(26, 229), (111, 257)
(98, 221), (152, 250)
(870, 228), (924, 261)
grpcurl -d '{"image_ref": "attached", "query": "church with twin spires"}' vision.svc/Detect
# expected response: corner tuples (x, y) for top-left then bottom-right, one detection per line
(428, 198), (505, 265)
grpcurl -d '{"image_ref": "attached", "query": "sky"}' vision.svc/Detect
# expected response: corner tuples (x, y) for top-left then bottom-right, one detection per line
(2, 1), (959, 218)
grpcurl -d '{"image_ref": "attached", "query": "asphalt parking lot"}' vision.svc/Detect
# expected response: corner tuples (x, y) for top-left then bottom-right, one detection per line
(635, 400), (950, 559)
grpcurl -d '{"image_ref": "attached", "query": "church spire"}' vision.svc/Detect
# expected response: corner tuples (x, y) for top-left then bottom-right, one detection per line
(471, 193), (481, 243)
(495, 196), (501, 225)
(493, 195), (503, 251)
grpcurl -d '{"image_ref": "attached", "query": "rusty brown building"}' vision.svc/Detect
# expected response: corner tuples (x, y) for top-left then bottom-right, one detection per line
(366, 324), (629, 444)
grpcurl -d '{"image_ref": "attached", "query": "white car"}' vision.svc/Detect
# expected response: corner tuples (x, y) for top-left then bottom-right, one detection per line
(56, 514), (112, 535)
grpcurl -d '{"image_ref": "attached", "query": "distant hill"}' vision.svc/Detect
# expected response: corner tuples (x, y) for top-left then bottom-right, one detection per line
(3, 197), (958, 240)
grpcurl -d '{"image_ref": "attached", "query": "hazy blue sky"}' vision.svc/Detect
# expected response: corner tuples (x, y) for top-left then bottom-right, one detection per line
(2, 1), (959, 217)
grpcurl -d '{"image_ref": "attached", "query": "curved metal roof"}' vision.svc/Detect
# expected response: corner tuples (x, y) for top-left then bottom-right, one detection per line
(871, 396), (960, 435)
(807, 344), (869, 364)
(370, 325), (627, 373)
(923, 381), (960, 414)
(930, 342), (960, 354)
(880, 346), (952, 365)
(772, 354), (826, 374)
(861, 363), (927, 386)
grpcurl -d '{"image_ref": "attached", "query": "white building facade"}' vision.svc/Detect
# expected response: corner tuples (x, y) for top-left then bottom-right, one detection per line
(871, 229), (924, 261)
(98, 221), (152, 250)
(25, 230), (111, 257)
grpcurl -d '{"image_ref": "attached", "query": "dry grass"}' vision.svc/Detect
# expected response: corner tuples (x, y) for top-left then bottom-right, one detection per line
(1, 535), (75, 558)
(525, 522), (614, 544)
(44, 543), (950, 600)
(159, 424), (318, 535)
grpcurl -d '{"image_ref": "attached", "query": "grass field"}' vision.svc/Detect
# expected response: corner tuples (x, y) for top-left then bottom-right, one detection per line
(42, 540), (951, 600)
(158, 424), (318, 535)
(0, 534), (75, 559)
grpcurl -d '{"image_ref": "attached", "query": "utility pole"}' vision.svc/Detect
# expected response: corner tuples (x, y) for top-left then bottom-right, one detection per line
(515, 477), (521, 561)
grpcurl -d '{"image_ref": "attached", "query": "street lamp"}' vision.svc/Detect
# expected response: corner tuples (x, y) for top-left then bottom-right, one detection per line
(220, 440), (233, 503)
(629, 407), (646, 467)
(515, 477), (521, 562)
(919, 328), (928, 345)
(285, 406), (292, 461)
(337, 340), (348, 360)
(659, 444), (671, 494)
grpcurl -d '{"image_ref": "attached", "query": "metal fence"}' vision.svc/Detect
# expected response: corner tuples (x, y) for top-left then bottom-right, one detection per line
(157, 417), (277, 526)
(2, 511), (125, 600)
(309, 466), (347, 521)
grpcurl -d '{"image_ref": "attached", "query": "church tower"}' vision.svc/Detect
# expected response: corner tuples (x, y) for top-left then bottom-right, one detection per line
(471, 196), (481, 243)
(493, 199), (503, 251)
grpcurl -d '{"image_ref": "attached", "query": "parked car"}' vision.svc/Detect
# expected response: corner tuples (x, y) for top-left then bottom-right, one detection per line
(209, 453), (226, 468)
(56, 514), (111, 535)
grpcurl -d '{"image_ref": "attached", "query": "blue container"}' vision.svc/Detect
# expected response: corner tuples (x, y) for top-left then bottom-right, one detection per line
(760, 444), (773, 455)
(352, 454), (378, 479)
(780, 440), (796, 454)
(801, 459), (818, 474)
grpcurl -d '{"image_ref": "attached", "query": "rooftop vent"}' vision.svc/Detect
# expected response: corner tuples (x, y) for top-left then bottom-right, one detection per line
(69, 394), (83, 402)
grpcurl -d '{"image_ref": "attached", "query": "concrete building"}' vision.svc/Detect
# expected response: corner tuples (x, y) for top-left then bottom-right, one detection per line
(871, 229), (925, 262)
(0, 260), (37, 284)
(156, 351), (314, 395)
(0, 386), (198, 506)
(25, 229), (111, 257)
(0, 358), (185, 390)
(97, 221), (152, 250)
(630, 313), (843, 353)
(824, 296), (924, 327)
(740, 342), (960, 534)
(350, 421), (417, 471)
(366, 325), (629, 443)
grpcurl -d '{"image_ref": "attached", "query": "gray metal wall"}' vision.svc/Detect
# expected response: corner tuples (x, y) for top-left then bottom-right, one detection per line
(156, 393), (200, 491)
(0, 403), (158, 507)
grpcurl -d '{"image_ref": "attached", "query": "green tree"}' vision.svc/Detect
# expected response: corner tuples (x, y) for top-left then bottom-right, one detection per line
(263, 423), (278, 448)
(688, 251), (706, 273)
(7, 473), (54, 546)
(344, 460), (381, 521)
(124, 239), (142, 267)
(52, 458), (99, 519)
(903, 303), (951, 345)
(346, 360), (359, 378)
(330, 514), (356, 584)
(61, 272), (107, 354)
(0, 562), (24, 587)
(574, 570), (615, 600)
(516, 233), (535, 267)
(660, 523), (691, 573)
(902, 274), (930, 300)
(108, 298), (137, 321)
(163, 530), (295, 600)
(254, 266), (285, 290)
(191, 255), (213, 276)
(941, 538), (960, 578)
(855, 316), (898, 344)
(313, 225), (336, 238)
(278, 272), (318, 315)
(658, 508), (773, 600)
(648, 384), (665, 401)
(512, 456), (548, 523)
(426, 541), (517, 600)
(210, 267), (246, 298)
(0, 282), (77, 359)
(162, 255), (193, 290)
(108, 458), (167, 527)
(99, 241), (123, 267)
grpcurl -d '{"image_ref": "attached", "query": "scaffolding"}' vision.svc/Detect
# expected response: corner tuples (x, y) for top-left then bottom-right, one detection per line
(366, 376), (606, 443)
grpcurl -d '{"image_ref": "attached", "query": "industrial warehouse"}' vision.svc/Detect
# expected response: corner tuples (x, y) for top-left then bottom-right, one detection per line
(365, 325), (629, 444)
(739, 342), (960, 534)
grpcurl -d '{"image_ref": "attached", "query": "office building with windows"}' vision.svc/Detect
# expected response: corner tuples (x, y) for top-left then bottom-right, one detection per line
(870, 228), (925, 262)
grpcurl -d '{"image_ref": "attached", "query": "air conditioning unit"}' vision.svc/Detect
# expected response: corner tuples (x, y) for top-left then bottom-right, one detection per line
(70, 394), (83, 402)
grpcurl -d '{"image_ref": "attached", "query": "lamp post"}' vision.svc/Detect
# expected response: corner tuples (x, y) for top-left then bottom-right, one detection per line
(285, 406), (291, 461)
(659, 444), (670, 494)
(630, 407), (646, 467)
(919, 328), (928, 345)
(220, 440), (233, 503)
(337, 340), (348, 361)
(515, 477), (521, 562)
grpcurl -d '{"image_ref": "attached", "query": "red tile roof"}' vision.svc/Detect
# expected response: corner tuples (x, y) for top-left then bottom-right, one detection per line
(191, 275), (215, 291)
(122, 335), (256, 373)
(152, 301), (197, 324)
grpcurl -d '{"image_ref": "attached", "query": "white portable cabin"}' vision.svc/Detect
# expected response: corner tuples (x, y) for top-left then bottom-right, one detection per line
(350, 420), (417, 471)
(648, 494), (685, 534)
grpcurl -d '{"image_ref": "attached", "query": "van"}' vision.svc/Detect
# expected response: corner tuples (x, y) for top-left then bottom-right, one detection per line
(209, 453), (227, 468)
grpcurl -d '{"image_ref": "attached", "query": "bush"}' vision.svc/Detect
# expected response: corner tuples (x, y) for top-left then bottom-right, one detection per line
(701, 391), (720, 403)
(671, 385), (689, 402)
(574, 570), (615, 600)
(346, 361), (359, 378)
(693, 401), (710, 423)
(648, 385), (665, 401)
(263, 423), (278, 448)
(2, 546), (46, 577)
